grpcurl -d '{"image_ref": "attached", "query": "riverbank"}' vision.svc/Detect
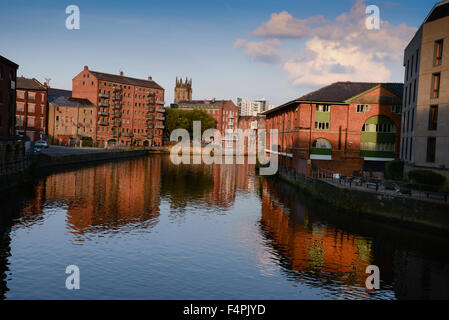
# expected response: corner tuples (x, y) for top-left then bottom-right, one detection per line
(276, 169), (449, 233)
(0, 146), (157, 192)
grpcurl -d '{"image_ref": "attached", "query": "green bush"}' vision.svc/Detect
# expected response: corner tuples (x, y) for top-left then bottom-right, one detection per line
(384, 160), (404, 181)
(408, 170), (446, 186)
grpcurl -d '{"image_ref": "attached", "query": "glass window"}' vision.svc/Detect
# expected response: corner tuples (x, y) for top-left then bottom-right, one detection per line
(434, 40), (443, 66)
(431, 73), (440, 98)
(426, 137), (436, 163)
(428, 105), (438, 131)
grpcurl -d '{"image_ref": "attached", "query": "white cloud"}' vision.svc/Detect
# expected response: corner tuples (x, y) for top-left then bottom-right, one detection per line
(233, 38), (282, 64)
(251, 11), (327, 38)
(234, 0), (417, 86)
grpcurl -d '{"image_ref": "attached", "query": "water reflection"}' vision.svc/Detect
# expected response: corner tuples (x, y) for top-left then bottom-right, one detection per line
(260, 177), (449, 299)
(0, 156), (448, 299)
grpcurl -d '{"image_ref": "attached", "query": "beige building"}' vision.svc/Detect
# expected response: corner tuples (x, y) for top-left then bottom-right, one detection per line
(401, 0), (449, 180)
(48, 96), (97, 146)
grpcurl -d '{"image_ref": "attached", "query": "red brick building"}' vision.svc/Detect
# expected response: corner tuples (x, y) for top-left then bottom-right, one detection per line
(264, 82), (404, 175)
(16, 77), (48, 141)
(72, 66), (165, 147)
(237, 115), (266, 154)
(0, 55), (18, 137)
(175, 99), (239, 133)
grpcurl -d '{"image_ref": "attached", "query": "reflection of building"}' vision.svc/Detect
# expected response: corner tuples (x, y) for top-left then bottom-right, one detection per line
(264, 82), (403, 175)
(42, 157), (162, 235)
(48, 96), (96, 145)
(174, 77), (192, 103)
(260, 179), (373, 288)
(72, 66), (165, 147)
(401, 1), (449, 182)
(238, 115), (266, 154)
(15, 77), (48, 141)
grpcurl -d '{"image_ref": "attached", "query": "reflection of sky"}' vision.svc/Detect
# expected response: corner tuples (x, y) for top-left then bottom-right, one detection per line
(0, 0), (432, 105)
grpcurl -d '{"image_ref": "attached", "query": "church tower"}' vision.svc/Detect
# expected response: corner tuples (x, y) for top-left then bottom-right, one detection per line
(174, 77), (192, 103)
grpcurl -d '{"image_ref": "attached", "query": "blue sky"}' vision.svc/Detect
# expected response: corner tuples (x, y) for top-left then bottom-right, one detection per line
(0, 0), (433, 105)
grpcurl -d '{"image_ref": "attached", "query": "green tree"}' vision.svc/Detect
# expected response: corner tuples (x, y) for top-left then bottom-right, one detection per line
(165, 108), (216, 137)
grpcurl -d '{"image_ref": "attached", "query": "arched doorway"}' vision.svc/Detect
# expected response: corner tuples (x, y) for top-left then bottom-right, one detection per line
(310, 138), (332, 160)
(143, 140), (149, 147)
(360, 115), (396, 161)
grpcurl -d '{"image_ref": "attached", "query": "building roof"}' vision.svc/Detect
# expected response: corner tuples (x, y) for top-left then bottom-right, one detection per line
(48, 88), (72, 103)
(0, 55), (19, 68)
(16, 77), (47, 90)
(49, 96), (95, 108)
(425, 0), (449, 24)
(263, 82), (404, 115)
(177, 99), (230, 105)
(89, 70), (164, 90)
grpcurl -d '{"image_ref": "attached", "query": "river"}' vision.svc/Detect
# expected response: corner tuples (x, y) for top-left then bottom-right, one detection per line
(0, 156), (448, 299)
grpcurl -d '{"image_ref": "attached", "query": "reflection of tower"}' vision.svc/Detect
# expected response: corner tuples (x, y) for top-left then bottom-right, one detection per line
(174, 77), (192, 103)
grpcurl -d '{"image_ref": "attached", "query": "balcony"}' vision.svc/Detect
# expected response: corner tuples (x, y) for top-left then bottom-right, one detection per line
(98, 121), (109, 126)
(113, 120), (121, 127)
(147, 134), (153, 139)
(113, 103), (122, 109)
(156, 100), (165, 105)
(146, 114), (154, 120)
(147, 123), (153, 129)
(113, 94), (122, 100)
(146, 107), (154, 112)
(98, 111), (109, 116)
(99, 93), (109, 99)
(113, 85), (122, 91)
(156, 108), (165, 113)
(99, 102), (109, 107)
(123, 132), (134, 138)
(147, 90), (155, 96)
(112, 131), (121, 138)
(113, 111), (121, 118)
(155, 124), (164, 129)
(147, 98), (155, 104)
(156, 116), (165, 121)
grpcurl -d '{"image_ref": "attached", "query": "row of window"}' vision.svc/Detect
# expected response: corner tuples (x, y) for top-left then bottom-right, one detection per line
(362, 123), (396, 133)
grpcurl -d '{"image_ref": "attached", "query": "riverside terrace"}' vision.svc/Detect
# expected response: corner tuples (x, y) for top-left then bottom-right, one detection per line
(263, 82), (404, 176)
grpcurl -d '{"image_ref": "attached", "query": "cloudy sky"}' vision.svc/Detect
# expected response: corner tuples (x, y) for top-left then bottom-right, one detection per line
(0, 0), (433, 105)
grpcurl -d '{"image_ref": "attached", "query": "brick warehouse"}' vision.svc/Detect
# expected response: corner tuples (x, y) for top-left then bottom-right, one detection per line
(263, 82), (404, 176)
(16, 77), (48, 141)
(72, 66), (165, 147)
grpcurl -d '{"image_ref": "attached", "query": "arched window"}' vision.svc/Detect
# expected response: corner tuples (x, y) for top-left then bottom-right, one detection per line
(310, 138), (332, 159)
(361, 116), (397, 160)
(312, 138), (331, 149)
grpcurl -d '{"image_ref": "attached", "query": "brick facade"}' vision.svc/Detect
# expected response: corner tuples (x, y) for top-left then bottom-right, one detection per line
(264, 83), (403, 175)
(0, 55), (18, 137)
(16, 77), (48, 141)
(72, 66), (165, 147)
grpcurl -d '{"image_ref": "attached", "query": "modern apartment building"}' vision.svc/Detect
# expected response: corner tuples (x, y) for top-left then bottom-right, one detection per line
(16, 77), (48, 141)
(48, 96), (97, 145)
(72, 66), (165, 147)
(175, 99), (239, 132)
(264, 82), (403, 175)
(401, 0), (449, 180)
(237, 98), (270, 116)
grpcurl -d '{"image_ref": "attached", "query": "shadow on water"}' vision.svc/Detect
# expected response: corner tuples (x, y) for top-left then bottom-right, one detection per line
(259, 176), (449, 300)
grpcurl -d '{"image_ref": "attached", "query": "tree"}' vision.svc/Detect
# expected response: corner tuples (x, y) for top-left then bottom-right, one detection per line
(165, 108), (216, 137)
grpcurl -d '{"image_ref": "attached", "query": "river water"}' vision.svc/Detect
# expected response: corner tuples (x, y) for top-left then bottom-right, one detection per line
(1, 156), (448, 299)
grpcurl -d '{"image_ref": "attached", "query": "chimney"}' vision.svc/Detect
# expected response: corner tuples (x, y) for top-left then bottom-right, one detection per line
(148, 76), (152, 80)
(120, 71), (124, 76)
(44, 82), (50, 88)
(84, 66), (88, 71)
